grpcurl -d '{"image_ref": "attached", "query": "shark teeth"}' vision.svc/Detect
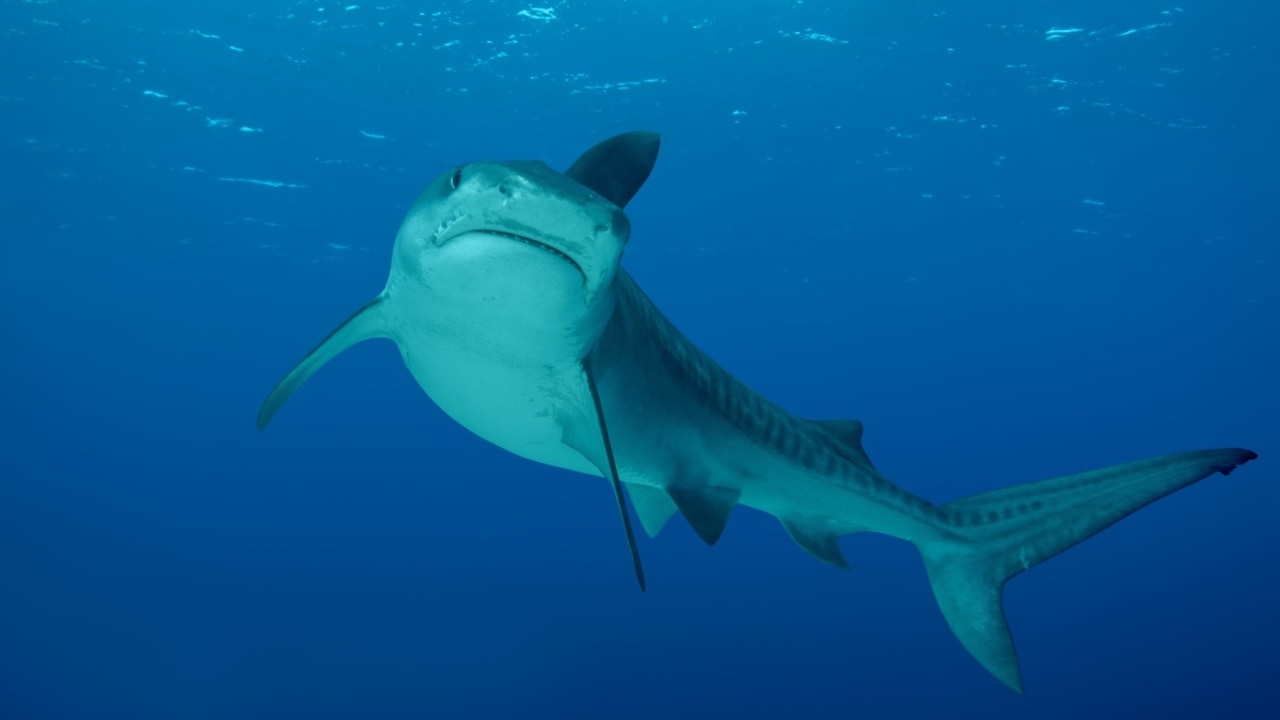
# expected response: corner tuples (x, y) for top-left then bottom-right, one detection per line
(484, 230), (584, 279)
(432, 209), (466, 243)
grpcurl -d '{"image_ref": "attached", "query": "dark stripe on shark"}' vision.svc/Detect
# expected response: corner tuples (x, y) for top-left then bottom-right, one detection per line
(612, 272), (923, 509)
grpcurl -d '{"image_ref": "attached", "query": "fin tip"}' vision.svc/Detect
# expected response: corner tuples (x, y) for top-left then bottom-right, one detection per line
(1216, 448), (1258, 476)
(256, 391), (285, 430)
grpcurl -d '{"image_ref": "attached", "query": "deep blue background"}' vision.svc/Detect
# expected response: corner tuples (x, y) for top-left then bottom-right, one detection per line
(2, 1), (1276, 718)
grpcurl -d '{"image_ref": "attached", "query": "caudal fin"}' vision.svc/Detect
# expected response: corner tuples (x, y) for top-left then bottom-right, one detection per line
(918, 447), (1257, 693)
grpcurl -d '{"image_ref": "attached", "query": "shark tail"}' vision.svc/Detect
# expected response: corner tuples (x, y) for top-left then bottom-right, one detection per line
(917, 447), (1257, 693)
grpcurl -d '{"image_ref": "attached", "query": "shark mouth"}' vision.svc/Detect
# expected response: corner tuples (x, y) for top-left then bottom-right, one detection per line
(482, 230), (585, 279)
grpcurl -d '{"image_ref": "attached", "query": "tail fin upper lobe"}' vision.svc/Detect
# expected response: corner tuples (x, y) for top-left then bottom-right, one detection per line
(917, 447), (1257, 693)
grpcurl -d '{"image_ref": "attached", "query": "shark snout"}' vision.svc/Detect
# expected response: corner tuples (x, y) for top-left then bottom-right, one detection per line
(396, 158), (633, 304)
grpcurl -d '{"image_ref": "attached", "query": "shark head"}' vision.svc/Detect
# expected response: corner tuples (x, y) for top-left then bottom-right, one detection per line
(391, 159), (630, 303)
(378, 158), (639, 371)
(257, 132), (660, 475)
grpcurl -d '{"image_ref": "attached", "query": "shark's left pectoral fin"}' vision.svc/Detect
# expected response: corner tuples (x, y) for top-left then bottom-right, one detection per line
(257, 295), (391, 430)
(571, 359), (646, 591)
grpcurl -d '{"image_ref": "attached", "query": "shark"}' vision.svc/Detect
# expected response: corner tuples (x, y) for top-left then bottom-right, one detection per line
(257, 131), (1258, 693)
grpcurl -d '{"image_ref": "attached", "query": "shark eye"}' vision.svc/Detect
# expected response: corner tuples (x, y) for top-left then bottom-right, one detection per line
(450, 168), (463, 189)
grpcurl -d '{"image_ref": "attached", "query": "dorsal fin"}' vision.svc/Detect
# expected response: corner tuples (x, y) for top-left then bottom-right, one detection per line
(564, 131), (660, 209)
(811, 418), (876, 470)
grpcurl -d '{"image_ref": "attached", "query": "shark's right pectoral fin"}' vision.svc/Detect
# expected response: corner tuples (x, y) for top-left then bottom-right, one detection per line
(257, 295), (391, 430)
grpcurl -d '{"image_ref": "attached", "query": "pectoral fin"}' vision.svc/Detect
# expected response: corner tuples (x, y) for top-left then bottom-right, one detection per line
(579, 359), (646, 591)
(257, 295), (390, 430)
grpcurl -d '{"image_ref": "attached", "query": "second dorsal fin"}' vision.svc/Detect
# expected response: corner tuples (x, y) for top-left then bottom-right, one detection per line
(811, 418), (876, 470)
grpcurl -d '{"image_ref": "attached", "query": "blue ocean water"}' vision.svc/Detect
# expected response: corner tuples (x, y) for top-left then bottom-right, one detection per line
(2, 0), (1277, 717)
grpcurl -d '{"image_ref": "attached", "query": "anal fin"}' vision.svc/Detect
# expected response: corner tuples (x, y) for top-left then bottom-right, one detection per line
(668, 485), (740, 545)
(781, 518), (850, 570)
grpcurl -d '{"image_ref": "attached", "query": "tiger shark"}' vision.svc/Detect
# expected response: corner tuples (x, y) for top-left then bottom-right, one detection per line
(258, 131), (1257, 692)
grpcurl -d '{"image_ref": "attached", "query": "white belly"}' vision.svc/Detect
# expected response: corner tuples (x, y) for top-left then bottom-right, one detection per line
(400, 339), (600, 477)
(380, 235), (613, 480)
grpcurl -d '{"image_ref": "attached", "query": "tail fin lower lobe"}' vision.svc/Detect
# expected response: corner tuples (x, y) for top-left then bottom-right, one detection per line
(918, 448), (1257, 693)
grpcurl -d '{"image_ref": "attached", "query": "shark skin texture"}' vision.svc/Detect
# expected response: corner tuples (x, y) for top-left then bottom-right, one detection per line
(257, 131), (1259, 693)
